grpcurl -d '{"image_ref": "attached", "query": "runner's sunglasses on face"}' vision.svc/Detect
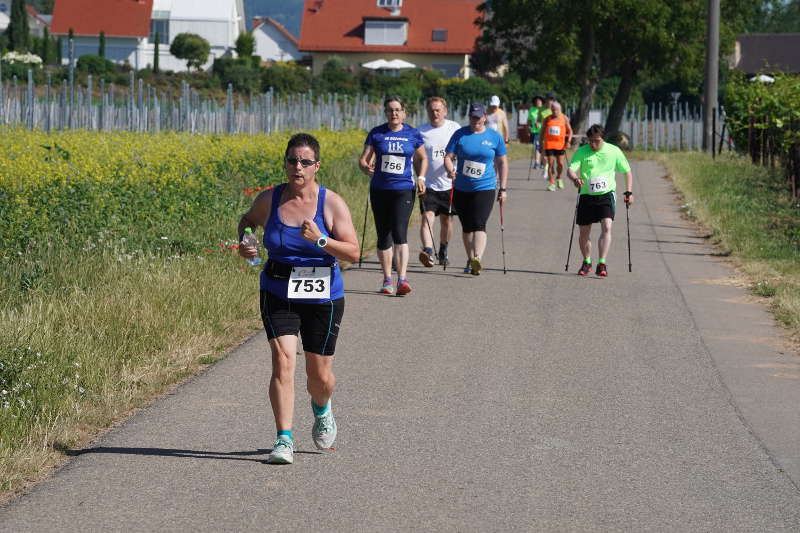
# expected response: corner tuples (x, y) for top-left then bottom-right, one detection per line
(286, 157), (317, 167)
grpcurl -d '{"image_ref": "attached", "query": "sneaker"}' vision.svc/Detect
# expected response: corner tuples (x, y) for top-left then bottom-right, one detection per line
(469, 257), (482, 276)
(596, 263), (608, 277)
(267, 436), (294, 464)
(557, 178), (565, 189)
(546, 183), (557, 192)
(380, 278), (394, 294)
(312, 405), (337, 450)
(419, 247), (435, 268)
(396, 278), (412, 295)
(437, 245), (449, 266)
(578, 262), (592, 276)
(463, 260), (471, 274)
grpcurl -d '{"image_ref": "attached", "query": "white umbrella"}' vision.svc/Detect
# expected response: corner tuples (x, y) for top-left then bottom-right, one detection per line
(362, 59), (391, 70)
(749, 74), (775, 83)
(384, 59), (416, 69)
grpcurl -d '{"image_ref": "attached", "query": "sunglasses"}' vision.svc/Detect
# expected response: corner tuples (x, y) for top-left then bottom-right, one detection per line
(285, 157), (317, 167)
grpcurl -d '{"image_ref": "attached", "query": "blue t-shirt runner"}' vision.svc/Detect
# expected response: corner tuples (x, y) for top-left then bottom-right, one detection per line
(446, 126), (507, 192)
(364, 123), (425, 190)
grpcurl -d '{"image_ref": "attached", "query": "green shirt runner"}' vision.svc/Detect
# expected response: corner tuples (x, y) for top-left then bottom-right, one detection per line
(528, 106), (543, 133)
(569, 142), (631, 196)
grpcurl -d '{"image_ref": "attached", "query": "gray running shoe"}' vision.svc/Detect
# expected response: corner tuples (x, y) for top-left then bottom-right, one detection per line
(312, 406), (337, 449)
(267, 436), (294, 464)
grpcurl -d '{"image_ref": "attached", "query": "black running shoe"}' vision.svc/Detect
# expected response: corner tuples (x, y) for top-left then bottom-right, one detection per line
(578, 262), (592, 276)
(437, 244), (449, 266)
(596, 263), (608, 277)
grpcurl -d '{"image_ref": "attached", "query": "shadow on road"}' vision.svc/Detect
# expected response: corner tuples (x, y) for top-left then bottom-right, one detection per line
(58, 445), (324, 463)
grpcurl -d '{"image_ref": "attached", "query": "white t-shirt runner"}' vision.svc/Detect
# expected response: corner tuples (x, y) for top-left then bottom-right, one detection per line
(418, 119), (461, 192)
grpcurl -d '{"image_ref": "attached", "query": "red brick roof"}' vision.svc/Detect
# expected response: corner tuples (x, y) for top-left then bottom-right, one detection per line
(51, 0), (153, 38)
(299, 0), (481, 54)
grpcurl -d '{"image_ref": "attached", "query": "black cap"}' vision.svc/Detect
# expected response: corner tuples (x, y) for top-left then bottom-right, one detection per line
(545, 92), (555, 99)
(468, 102), (486, 117)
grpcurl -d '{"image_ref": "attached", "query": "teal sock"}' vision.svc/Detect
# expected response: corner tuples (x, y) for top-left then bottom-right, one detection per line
(583, 257), (592, 264)
(598, 258), (606, 264)
(277, 430), (292, 440)
(312, 401), (330, 417)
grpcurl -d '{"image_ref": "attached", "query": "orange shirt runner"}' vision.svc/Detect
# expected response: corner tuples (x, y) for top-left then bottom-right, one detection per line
(543, 114), (569, 150)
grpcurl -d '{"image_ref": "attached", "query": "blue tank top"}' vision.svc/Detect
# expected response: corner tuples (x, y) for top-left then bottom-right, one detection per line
(260, 184), (344, 302)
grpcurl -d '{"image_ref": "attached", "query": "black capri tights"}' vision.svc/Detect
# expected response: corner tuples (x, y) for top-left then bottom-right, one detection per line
(453, 189), (496, 232)
(370, 188), (416, 250)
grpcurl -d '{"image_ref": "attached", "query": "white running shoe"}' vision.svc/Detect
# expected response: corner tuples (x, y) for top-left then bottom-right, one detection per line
(267, 436), (294, 464)
(312, 405), (337, 450)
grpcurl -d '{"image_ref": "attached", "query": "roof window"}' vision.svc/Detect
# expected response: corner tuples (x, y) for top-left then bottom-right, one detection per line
(365, 20), (407, 46)
(377, 0), (402, 7)
(432, 29), (448, 42)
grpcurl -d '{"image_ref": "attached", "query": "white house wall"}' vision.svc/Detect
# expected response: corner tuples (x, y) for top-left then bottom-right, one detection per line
(61, 36), (141, 68)
(55, 0), (242, 72)
(254, 25), (301, 62)
(169, 19), (234, 49)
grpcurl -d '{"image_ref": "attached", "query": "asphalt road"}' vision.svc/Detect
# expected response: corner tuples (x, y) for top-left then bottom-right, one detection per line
(2, 159), (799, 532)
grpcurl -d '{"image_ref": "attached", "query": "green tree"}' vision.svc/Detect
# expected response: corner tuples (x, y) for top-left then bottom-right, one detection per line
(312, 56), (357, 95)
(477, 0), (763, 136)
(98, 31), (105, 58)
(747, 0), (800, 32)
(261, 62), (312, 94)
(235, 32), (255, 57)
(153, 32), (160, 74)
(169, 32), (210, 71)
(7, 0), (31, 52)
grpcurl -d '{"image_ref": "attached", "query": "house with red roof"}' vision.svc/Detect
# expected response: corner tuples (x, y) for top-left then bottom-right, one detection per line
(50, 0), (245, 71)
(252, 16), (303, 63)
(0, 3), (51, 36)
(298, 0), (482, 78)
(26, 5), (52, 37)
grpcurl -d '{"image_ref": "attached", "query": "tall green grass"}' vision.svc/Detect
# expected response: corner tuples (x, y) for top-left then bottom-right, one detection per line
(658, 152), (800, 335)
(0, 132), (372, 498)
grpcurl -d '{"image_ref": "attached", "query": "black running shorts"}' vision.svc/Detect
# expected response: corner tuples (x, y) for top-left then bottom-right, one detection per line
(453, 189), (495, 233)
(369, 188), (415, 250)
(545, 149), (566, 157)
(260, 291), (345, 356)
(577, 191), (616, 226)
(421, 189), (456, 216)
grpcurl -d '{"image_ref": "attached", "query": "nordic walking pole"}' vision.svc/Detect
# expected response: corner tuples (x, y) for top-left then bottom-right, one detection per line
(499, 200), (507, 275)
(526, 141), (536, 181)
(626, 197), (632, 272)
(358, 193), (369, 269)
(419, 193), (437, 260)
(564, 193), (579, 271)
(443, 186), (454, 271)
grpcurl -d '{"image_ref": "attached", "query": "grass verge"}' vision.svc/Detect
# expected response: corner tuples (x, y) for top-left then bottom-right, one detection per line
(0, 134), (372, 501)
(653, 151), (800, 339)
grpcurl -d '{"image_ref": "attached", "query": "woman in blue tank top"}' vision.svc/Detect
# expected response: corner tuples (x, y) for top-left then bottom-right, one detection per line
(358, 96), (428, 296)
(238, 133), (359, 465)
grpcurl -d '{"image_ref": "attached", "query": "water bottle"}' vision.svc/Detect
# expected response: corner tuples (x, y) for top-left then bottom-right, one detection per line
(242, 227), (262, 267)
